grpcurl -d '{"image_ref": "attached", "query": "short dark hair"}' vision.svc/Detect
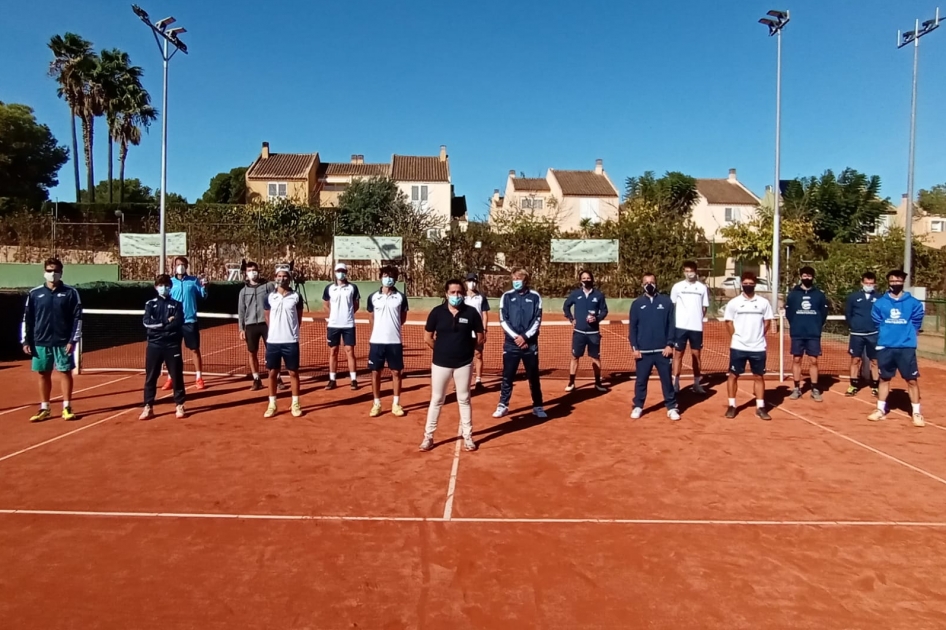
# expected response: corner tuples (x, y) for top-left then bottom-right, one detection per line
(799, 266), (815, 277)
(444, 278), (463, 292)
(245, 261), (258, 270)
(642, 272), (656, 281)
(174, 256), (188, 266)
(862, 271), (877, 281)
(579, 269), (594, 282)
(683, 260), (697, 271)
(155, 274), (171, 286)
(887, 269), (907, 281)
(741, 270), (757, 283)
(380, 265), (399, 281)
(44, 257), (63, 271)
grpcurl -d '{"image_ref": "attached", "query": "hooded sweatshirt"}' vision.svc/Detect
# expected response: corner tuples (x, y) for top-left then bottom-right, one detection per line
(785, 284), (828, 339)
(872, 291), (924, 349)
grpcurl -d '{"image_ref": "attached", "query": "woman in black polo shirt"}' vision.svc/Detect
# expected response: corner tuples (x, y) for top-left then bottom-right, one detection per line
(420, 279), (484, 452)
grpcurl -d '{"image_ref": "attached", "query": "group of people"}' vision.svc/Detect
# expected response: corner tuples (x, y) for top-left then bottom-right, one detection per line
(20, 256), (928, 449)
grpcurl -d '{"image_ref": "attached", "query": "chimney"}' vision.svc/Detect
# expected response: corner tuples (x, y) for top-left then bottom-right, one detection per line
(357, 155), (365, 164)
(350, 154), (358, 164)
(594, 158), (603, 175)
(261, 142), (270, 160)
(439, 145), (447, 162)
(508, 169), (516, 178)
(492, 188), (500, 203)
(728, 168), (737, 182)
(902, 193), (909, 199)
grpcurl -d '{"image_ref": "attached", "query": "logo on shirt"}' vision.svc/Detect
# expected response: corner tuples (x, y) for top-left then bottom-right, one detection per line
(657, 304), (665, 310)
(640, 304), (647, 310)
(459, 317), (469, 324)
(886, 307), (907, 325)
(801, 299), (811, 310)
(592, 298), (598, 303)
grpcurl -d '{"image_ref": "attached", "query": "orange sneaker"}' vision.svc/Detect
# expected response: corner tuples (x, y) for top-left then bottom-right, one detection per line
(194, 377), (206, 391)
(161, 378), (173, 391)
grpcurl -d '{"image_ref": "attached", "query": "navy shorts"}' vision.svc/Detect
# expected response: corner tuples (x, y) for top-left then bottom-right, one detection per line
(877, 347), (919, 381)
(790, 337), (822, 357)
(368, 343), (404, 372)
(327, 327), (356, 348)
(182, 321), (200, 351)
(674, 328), (704, 351)
(571, 332), (601, 359)
(729, 349), (766, 376)
(848, 334), (878, 361)
(265, 342), (300, 372)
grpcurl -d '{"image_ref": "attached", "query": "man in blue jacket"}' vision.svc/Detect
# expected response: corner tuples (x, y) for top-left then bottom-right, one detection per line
(563, 270), (608, 393)
(784, 266), (828, 401)
(493, 269), (546, 419)
(844, 271), (880, 397)
(628, 273), (679, 420)
(868, 270), (925, 427)
(20, 257), (82, 422)
(168, 256), (207, 390)
(141, 274), (186, 420)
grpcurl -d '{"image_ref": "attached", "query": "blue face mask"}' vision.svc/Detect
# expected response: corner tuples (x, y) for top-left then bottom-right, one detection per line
(382, 277), (395, 288)
(448, 295), (463, 307)
(156, 286), (169, 297)
(512, 280), (524, 291)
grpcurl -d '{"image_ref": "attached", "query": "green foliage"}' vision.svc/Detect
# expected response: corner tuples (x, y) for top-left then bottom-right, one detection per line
(624, 171), (699, 217)
(0, 102), (69, 210)
(336, 177), (407, 235)
(48, 32), (95, 202)
(918, 183), (946, 217)
(782, 169), (889, 243)
(200, 167), (248, 204)
(81, 178), (155, 204)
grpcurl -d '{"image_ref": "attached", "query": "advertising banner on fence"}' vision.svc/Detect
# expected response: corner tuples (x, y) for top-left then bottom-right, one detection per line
(334, 236), (403, 260)
(550, 239), (619, 263)
(119, 233), (188, 257)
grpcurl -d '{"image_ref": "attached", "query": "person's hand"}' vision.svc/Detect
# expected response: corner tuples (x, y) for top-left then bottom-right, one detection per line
(239, 330), (246, 341)
(587, 315), (596, 323)
(22, 344), (31, 356)
(662, 346), (673, 358)
(633, 350), (642, 360)
(168, 316), (175, 322)
(514, 335), (526, 348)
(65, 343), (73, 355)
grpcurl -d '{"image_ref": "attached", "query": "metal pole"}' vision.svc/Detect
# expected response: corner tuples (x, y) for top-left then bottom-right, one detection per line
(771, 28), (783, 316)
(159, 38), (169, 275)
(904, 19), (920, 290)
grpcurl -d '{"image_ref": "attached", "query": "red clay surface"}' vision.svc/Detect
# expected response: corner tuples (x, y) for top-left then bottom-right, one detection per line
(2, 360), (946, 628)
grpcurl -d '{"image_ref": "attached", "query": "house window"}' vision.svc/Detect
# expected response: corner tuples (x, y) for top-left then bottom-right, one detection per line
(322, 183), (348, 192)
(268, 182), (288, 200)
(724, 207), (741, 223)
(580, 198), (601, 223)
(411, 185), (429, 210)
(870, 215), (893, 236)
(521, 197), (544, 210)
(931, 220), (945, 233)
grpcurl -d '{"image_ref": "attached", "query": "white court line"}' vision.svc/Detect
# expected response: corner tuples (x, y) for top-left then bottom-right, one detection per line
(827, 388), (946, 433)
(0, 374), (135, 418)
(442, 419), (463, 520)
(0, 407), (136, 464)
(1, 508), (946, 527)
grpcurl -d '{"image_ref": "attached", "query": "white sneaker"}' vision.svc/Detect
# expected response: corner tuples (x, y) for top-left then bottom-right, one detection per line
(463, 436), (478, 451)
(492, 405), (508, 418)
(564, 382), (575, 392)
(630, 407), (643, 419)
(175, 404), (186, 419)
(532, 407), (548, 419)
(138, 405), (153, 421)
(913, 413), (926, 428)
(668, 409), (681, 421)
(419, 435), (434, 451)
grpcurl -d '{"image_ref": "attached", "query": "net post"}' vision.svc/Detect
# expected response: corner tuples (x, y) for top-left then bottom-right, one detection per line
(778, 313), (785, 382)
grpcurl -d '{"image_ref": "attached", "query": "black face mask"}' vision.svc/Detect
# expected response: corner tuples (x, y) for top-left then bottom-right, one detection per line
(644, 283), (657, 296)
(801, 278), (813, 288)
(889, 283), (904, 295)
(742, 285), (756, 296)
(581, 280), (593, 289)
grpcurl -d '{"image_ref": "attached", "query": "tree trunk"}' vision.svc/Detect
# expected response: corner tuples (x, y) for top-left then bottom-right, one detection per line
(81, 114), (95, 202)
(70, 111), (80, 202)
(107, 135), (114, 203)
(119, 140), (128, 204)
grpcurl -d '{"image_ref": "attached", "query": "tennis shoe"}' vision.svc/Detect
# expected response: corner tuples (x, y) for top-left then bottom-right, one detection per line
(913, 413), (926, 427)
(350, 380), (359, 391)
(291, 402), (303, 417)
(392, 404), (406, 417)
(264, 402), (278, 418)
(463, 436), (478, 451)
(30, 408), (51, 422)
(532, 407), (547, 419)
(138, 406), (153, 421)
(194, 377), (206, 391)
(419, 435), (434, 452)
(175, 405), (186, 419)
(564, 382), (576, 392)
(250, 378), (263, 391)
(789, 388), (802, 400)
(692, 383), (707, 395)
(594, 382), (608, 393)
(61, 406), (76, 421)
(867, 409), (886, 422)
(667, 409), (681, 421)
(161, 378), (173, 391)
(756, 408), (772, 421)
(324, 379), (337, 391)
(630, 407), (643, 419)
(725, 406), (737, 419)
(811, 389), (823, 403)
(871, 388), (879, 397)
(845, 385), (858, 396)
(492, 405), (508, 418)
(369, 402), (382, 417)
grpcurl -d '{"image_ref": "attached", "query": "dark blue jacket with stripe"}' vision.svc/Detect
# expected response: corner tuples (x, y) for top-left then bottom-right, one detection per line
(628, 293), (675, 352)
(21, 283), (82, 348)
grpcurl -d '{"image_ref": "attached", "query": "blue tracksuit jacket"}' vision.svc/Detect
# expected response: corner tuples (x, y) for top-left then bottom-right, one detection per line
(844, 290), (879, 335)
(499, 288), (542, 349)
(170, 275), (206, 323)
(784, 284), (828, 339)
(21, 283), (83, 347)
(628, 293), (675, 352)
(143, 296), (184, 347)
(563, 288), (608, 333)
(872, 291), (924, 349)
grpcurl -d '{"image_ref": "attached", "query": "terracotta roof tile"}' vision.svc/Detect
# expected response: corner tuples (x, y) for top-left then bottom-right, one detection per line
(511, 178), (551, 192)
(550, 170), (618, 197)
(246, 153), (317, 180)
(323, 162), (391, 177)
(391, 155), (450, 182)
(696, 179), (759, 205)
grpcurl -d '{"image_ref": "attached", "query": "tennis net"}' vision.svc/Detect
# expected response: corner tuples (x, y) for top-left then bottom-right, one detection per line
(78, 310), (853, 380)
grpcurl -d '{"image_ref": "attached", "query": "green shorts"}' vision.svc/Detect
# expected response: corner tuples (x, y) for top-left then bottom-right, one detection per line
(31, 345), (75, 373)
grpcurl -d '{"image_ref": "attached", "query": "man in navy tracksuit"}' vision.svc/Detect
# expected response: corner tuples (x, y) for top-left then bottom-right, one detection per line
(784, 266), (828, 401)
(628, 273), (679, 420)
(844, 271), (880, 396)
(867, 270), (926, 427)
(493, 269), (546, 419)
(141, 274), (187, 420)
(563, 270), (609, 393)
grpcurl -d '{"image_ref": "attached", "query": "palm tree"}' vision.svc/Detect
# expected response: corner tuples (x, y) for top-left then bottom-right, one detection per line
(112, 85), (157, 204)
(99, 49), (146, 203)
(48, 33), (94, 203)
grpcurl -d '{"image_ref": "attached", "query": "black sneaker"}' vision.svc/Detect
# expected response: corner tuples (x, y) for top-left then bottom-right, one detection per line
(350, 380), (359, 391)
(594, 382), (608, 393)
(325, 379), (337, 391)
(474, 381), (485, 393)
(756, 408), (772, 421)
(250, 378), (263, 391)
(725, 406), (737, 419)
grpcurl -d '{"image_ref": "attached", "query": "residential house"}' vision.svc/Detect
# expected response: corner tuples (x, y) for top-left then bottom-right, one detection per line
(391, 145), (453, 234)
(489, 159), (620, 232)
(693, 169), (762, 279)
(315, 155), (391, 208)
(245, 142), (320, 204)
(892, 193), (946, 248)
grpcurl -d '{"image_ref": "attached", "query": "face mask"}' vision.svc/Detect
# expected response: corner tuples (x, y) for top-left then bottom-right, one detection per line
(512, 280), (524, 291)
(862, 284), (875, 293)
(685, 272), (697, 281)
(382, 277), (395, 288)
(889, 283), (904, 295)
(246, 270), (258, 281)
(742, 285), (755, 296)
(156, 286), (169, 297)
(801, 278), (813, 288)
(644, 283), (657, 296)
(175, 264), (187, 275)
(581, 280), (593, 289)
(44, 271), (61, 283)
(448, 295), (463, 307)
(466, 281), (476, 291)
(335, 272), (346, 281)
(277, 277), (290, 287)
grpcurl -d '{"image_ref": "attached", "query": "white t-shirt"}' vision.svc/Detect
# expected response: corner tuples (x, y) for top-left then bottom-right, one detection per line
(724, 294), (775, 352)
(367, 289), (409, 344)
(670, 280), (709, 332)
(322, 283), (361, 329)
(265, 290), (302, 344)
(464, 293), (490, 339)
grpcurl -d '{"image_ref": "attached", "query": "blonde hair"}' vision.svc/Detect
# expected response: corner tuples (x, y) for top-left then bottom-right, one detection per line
(512, 268), (530, 282)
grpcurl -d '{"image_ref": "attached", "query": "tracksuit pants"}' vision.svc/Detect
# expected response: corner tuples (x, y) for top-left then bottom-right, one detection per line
(425, 363), (473, 439)
(499, 345), (543, 408)
(144, 344), (185, 406)
(634, 351), (677, 410)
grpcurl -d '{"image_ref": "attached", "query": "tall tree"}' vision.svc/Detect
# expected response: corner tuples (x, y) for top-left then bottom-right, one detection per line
(782, 168), (889, 243)
(918, 183), (946, 216)
(76, 50), (109, 202)
(624, 171), (699, 217)
(99, 49), (146, 203)
(0, 102), (69, 209)
(48, 32), (94, 203)
(199, 167), (248, 204)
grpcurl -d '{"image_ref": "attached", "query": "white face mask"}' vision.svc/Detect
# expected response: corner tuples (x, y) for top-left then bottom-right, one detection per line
(685, 272), (697, 281)
(156, 286), (169, 297)
(381, 277), (395, 288)
(44, 271), (62, 283)
(175, 264), (187, 275)
(246, 270), (258, 281)
(466, 281), (475, 291)
(336, 272), (346, 281)
(863, 284), (875, 293)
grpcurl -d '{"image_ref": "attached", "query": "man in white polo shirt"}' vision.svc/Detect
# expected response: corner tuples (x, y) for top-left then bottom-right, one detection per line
(323, 262), (361, 391)
(463, 272), (490, 391)
(723, 271), (774, 420)
(263, 268), (304, 419)
(670, 260), (709, 394)
(367, 265), (409, 418)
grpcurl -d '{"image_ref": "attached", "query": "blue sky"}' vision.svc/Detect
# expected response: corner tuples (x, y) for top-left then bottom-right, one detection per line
(3, 0), (944, 219)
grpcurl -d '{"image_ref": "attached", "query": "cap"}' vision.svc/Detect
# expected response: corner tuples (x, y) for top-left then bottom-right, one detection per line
(466, 272), (478, 282)
(335, 263), (348, 272)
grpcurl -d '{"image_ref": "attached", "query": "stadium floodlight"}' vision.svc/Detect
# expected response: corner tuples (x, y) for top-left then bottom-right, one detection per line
(896, 7), (940, 289)
(131, 4), (189, 274)
(759, 9), (790, 315)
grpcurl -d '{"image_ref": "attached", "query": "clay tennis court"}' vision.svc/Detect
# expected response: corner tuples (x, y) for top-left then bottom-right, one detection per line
(3, 343), (946, 629)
